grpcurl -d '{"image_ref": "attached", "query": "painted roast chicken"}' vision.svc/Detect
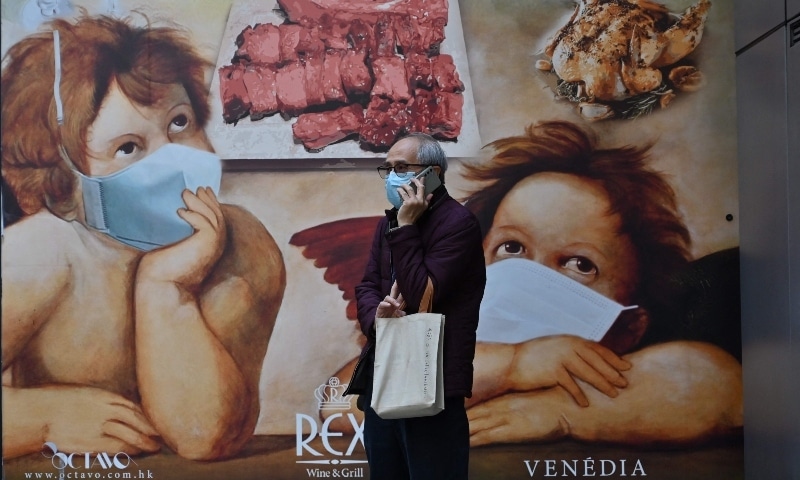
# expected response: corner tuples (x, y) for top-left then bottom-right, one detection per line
(539, 0), (711, 120)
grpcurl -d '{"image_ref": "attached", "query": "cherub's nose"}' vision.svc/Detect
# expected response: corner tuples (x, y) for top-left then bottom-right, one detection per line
(147, 134), (171, 156)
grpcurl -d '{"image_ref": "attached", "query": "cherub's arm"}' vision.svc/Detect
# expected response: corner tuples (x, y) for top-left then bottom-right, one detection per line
(322, 335), (632, 434)
(2, 386), (160, 459)
(470, 336), (631, 408)
(135, 190), (285, 460)
(2, 215), (159, 459)
(468, 341), (743, 446)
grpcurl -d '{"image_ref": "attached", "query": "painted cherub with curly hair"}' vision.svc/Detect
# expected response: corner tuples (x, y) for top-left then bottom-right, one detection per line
(2, 15), (285, 460)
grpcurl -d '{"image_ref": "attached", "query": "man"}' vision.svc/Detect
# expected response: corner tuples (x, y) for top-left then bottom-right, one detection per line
(354, 133), (486, 479)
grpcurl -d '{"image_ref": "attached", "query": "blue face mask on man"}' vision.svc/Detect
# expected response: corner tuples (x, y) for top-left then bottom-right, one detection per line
(385, 171), (415, 209)
(78, 143), (222, 251)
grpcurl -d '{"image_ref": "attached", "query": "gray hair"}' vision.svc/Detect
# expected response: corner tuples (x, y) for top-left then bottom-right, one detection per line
(405, 133), (448, 182)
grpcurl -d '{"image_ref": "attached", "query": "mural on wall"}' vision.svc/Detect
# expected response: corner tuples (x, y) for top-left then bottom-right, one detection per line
(2, 0), (741, 479)
(1, 6), (287, 463)
(295, 120), (743, 450)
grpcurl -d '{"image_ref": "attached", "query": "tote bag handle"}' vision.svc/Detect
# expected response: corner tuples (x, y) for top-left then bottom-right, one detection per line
(396, 277), (434, 313)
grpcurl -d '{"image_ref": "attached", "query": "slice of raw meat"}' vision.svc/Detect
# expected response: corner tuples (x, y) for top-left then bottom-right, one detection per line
(314, 13), (350, 50)
(406, 52), (434, 90)
(408, 88), (436, 134)
(242, 64), (278, 120)
(279, 24), (303, 63)
(276, 62), (309, 114)
(432, 53), (464, 92)
(371, 56), (411, 101)
(304, 54), (327, 107)
(276, 0), (448, 31)
(292, 103), (365, 150)
(347, 18), (373, 54)
(279, 24), (325, 63)
(360, 97), (411, 151)
(392, 15), (422, 55)
(219, 63), (251, 124)
(429, 91), (463, 139)
(235, 23), (281, 65)
(373, 14), (397, 57)
(322, 51), (347, 103)
(416, 16), (447, 55)
(340, 50), (373, 97)
(296, 25), (325, 57)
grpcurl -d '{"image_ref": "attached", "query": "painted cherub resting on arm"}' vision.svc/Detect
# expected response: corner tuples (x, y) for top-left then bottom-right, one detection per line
(1, 16), (286, 460)
(291, 120), (742, 447)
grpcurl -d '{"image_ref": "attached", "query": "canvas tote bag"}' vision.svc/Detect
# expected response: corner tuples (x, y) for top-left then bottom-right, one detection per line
(371, 278), (445, 419)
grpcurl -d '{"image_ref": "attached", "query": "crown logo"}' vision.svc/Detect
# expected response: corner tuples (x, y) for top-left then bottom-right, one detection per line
(315, 377), (351, 410)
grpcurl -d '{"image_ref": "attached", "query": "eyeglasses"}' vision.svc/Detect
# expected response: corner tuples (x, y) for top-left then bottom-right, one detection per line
(377, 163), (426, 179)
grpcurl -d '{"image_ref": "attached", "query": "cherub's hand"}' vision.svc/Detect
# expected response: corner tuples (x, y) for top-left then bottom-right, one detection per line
(41, 386), (161, 455)
(468, 391), (568, 446)
(510, 335), (631, 407)
(138, 187), (227, 288)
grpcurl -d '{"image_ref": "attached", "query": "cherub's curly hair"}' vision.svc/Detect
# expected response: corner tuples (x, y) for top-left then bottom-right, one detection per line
(1, 15), (212, 215)
(462, 120), (691, 314)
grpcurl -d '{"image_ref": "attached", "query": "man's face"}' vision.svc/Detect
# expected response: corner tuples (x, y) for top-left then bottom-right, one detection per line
(85, 81), (213, 176)
(483, 172), (640, 304)
(381, 137), (426, 176)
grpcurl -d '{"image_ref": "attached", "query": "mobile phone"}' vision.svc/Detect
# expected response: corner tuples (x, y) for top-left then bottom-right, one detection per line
(411, 166), (442, 194)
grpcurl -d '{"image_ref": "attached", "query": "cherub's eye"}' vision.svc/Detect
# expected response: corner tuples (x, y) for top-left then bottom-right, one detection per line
(495, 241), (526, 257)
(114, 141), (139, 158)
(563, 256), (598, 276)
(168, 113), (189, 134)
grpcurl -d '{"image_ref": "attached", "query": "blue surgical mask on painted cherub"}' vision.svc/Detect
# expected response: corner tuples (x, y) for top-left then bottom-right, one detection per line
(50, 30), (221, 251)
(78, 143), (222, 251)
(477, 258), (638, 343)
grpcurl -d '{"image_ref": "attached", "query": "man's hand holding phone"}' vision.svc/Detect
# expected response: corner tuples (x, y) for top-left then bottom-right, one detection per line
(397, 167), (439, 226)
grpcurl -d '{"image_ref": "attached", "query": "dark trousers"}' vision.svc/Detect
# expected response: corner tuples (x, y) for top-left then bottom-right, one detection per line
(362, 361), (469, 480)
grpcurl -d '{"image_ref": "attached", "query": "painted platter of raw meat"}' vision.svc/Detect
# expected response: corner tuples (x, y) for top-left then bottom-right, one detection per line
(207, 0), (482, 161)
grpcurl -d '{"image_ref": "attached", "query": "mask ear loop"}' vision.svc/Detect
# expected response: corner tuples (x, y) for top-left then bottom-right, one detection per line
(48, 29), (81, 220)
(52, 29), (79, 172)
(53, 30), (63, 126)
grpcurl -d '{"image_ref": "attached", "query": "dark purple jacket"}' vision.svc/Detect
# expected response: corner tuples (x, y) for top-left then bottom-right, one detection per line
(355, 187), (486, 398)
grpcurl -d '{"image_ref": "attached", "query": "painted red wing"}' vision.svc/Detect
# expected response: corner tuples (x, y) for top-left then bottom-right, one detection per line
(289, 216), (382, 320)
